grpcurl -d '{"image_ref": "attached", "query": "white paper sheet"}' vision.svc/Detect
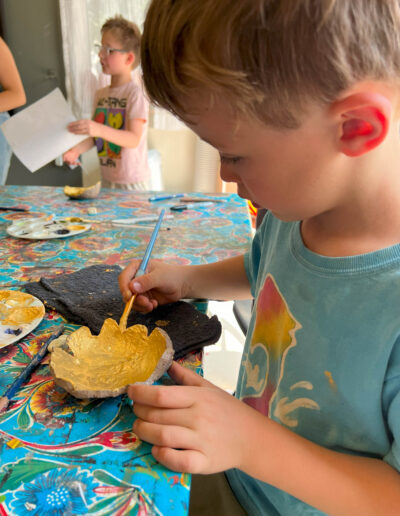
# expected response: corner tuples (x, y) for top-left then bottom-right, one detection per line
(0, 88), (88, 173)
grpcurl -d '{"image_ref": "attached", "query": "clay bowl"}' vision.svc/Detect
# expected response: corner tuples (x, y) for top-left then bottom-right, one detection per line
(49, 320), (174, 399)
(64, 181), (101, 200)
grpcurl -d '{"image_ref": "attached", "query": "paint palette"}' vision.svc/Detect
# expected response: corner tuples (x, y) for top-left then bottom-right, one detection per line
(0, 290), (45, 347)
(6, 217), (91, 240)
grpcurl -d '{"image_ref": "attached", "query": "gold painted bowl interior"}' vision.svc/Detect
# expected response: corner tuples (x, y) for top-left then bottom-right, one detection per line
(49, 319), (174, 399)
(64, 181), (101, 199)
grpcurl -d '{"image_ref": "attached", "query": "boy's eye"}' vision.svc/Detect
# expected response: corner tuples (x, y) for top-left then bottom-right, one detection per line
(219, 154), (242, 165)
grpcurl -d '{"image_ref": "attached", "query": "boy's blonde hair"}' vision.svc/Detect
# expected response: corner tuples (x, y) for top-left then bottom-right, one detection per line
(142, 0), (400, 128)
(102, 15), (141, 69)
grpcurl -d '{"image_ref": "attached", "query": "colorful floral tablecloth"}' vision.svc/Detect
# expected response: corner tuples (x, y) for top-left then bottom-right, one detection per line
(0, 186), (252, 516)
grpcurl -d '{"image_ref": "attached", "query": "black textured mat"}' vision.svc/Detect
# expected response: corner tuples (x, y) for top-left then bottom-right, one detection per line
(25, 265), (221, 359)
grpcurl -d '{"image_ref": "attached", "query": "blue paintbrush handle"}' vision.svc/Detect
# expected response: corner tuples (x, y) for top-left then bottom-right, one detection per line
(148, 193), (184, 202)
(136, 209), (165, 277)
(1, 325), (64, 405)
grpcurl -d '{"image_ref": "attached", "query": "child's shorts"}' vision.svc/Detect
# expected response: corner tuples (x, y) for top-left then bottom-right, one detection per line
(189, 471), (247, 515)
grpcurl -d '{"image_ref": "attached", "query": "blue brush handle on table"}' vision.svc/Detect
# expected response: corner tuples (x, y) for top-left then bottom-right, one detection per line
(0, 324), (65, 412)
(148, 193), (184, 202)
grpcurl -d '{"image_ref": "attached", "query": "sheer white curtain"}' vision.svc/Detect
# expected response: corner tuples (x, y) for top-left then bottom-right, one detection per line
(59, 0), (183, 129)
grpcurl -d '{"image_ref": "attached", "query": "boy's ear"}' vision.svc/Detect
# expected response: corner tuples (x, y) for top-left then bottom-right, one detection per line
(330, 92), (392, 157)
(126, 51), (135, 68)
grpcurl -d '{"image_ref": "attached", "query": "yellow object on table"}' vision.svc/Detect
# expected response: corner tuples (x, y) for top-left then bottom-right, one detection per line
(49, 319), (174, 398)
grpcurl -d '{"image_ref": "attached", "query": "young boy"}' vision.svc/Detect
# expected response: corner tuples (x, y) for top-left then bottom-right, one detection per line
(63, 15), (150, 190)
(119, 1), (400, 514)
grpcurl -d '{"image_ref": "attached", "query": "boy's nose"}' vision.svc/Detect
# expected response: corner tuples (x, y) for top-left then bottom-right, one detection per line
(220, 167), (238, 184)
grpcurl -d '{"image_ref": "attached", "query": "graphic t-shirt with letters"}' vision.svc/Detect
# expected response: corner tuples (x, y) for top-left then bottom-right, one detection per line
(93, 81), (149, 185)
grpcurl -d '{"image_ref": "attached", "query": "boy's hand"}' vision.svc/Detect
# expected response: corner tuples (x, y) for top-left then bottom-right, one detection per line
(128, 361), (258, 474)
(63, 148), (80, 166)
(67, 119), (103, 138)
(118, 259), (188, 312)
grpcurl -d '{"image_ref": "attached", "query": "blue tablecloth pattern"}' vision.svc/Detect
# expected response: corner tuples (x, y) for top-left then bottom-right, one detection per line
(0, 186), (252, 515)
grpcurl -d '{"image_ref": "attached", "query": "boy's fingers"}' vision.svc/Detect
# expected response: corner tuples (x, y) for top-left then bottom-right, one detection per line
(168, 361), (217, 389)
(128, 384), (197, 408)
(152, 446), (205, 474)
(134, 404), (190, 427)
(130, 271), (158, 295)
(118, 262), (139, 300)
(133, 420), (196, 451)
(131, 293), (157, 313)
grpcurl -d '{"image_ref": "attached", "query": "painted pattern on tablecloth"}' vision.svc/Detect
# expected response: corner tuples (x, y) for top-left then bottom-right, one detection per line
(0, 186), (252, 515)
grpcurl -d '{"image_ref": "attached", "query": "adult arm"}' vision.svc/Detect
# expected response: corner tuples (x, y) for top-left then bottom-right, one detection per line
(0, 37), (26, 112)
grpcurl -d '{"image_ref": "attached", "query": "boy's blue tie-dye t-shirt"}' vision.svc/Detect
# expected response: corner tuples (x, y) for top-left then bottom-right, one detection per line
(227, 214), (400, 515)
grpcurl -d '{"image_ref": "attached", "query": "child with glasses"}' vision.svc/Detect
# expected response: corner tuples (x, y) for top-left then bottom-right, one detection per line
(63, 15), (150, 190)
(119, 0), (400, 514)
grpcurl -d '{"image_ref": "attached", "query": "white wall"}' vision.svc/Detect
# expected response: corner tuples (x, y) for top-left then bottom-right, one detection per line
(149, 127), (226, 193)
(148, 128), (196, 192)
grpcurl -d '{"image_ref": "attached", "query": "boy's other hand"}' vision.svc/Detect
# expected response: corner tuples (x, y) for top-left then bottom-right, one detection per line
(67, 119), (103, 138)
(63, 148), (80, 166)
(118, 259), (188, 312)
(128, 361), (258, 474)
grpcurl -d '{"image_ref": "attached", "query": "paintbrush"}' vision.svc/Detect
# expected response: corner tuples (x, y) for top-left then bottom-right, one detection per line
(0, 206), (29, 212)
(112, 223), (171, 230)
(111, 214), (174, 225)
(148, 193), (184, 202)
(0, 324), (64, 413)
(119, 209), (165, 331)
(179, 197), (227, 203)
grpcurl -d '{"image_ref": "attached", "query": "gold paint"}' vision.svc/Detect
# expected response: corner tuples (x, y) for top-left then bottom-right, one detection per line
(66, 225), (86, 231)
(3, 306), (44, 325)
(119, 294), (136, 332)
(63, 186), (85, 196)
(0, 290), (32, 302)
(324, 371), (337, 392)
(50, 319), (172, 397)
(0, 290), (44, 324)
(156, 320), (169, 327)
(64, 181), (101, 199)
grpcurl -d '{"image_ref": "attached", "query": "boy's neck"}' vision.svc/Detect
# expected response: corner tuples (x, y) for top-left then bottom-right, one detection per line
(302, 206), (400, 257)
(110, 69), (132, 88)
(301, 140), (400, 257)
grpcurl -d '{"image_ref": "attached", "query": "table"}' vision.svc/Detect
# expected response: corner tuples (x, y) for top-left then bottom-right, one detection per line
(0, 186), (252, 516)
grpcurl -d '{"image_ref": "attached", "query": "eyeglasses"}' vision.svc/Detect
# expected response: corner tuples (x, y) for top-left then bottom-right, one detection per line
(94, 42), (128, 57)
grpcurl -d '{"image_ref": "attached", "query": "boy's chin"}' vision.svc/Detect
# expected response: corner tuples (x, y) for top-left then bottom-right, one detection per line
(239, 194), (261, 210)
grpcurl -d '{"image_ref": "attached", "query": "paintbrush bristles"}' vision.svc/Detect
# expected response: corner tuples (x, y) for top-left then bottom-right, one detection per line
(119, 294), (136, 332)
